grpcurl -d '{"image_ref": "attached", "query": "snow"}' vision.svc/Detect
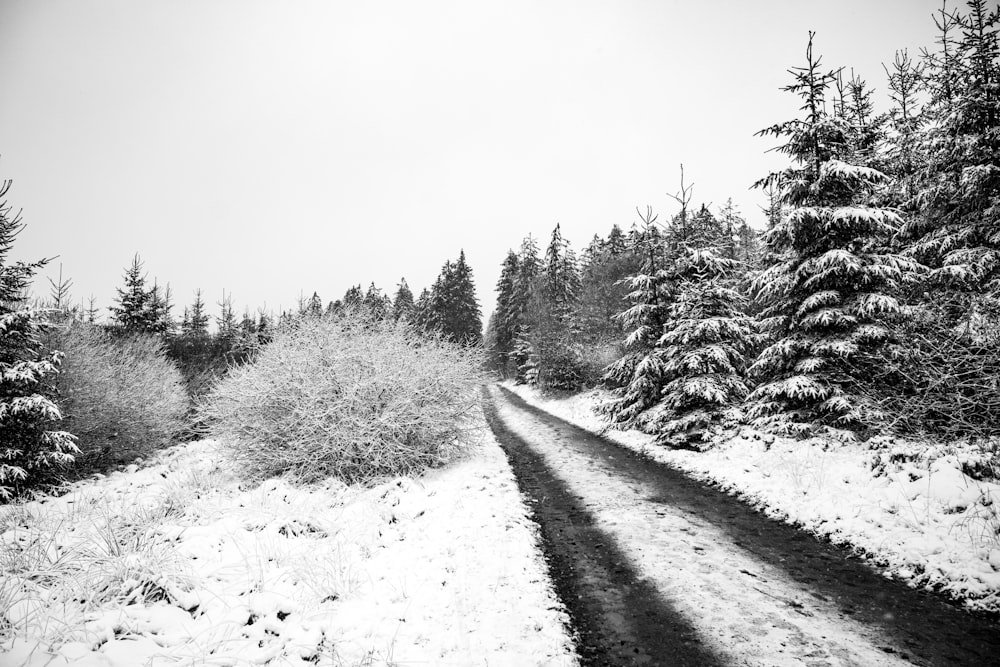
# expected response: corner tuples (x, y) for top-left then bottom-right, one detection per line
(1, 423), (578, 666)
(504, 381), (1000, 614)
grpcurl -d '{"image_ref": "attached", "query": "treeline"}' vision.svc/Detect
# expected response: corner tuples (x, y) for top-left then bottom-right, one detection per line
(490, 0), (1000, 446)
(2, 190), (483, 497)
(48, 249), (483, 395)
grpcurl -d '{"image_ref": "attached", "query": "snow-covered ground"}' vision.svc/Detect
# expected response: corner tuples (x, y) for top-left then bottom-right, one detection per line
(1, 424), (578, 666)
(504, 381), (1000, 615)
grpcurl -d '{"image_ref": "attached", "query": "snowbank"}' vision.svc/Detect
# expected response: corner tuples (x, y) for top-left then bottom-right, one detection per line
(504, 381), (1000, 615)
(1, 423), (578, 665)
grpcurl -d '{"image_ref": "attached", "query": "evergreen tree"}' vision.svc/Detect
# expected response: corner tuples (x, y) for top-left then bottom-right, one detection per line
(522, 225), (584, 388)
(492, 251), (520, 374)
(47, 264), (73, 312)
(363, 283), (391, 320)
(217, 290), (238, 350)
(0, 178), (77, 498)
(392, 278), (416, 322)
(748, 33), (917, 436)
(602, 207), (676, 427)
(307, 291), (324, 318)
(109, 254), (159, 333)
(342, 285), (363, 310)
(428, 251), (482, 344)
(649, 249), (756, 447)
(903, 0), (1000, 321)
(184, 289), (210, 339)
(575, 227), (642, 347)
(413, 287), (434, 332)
(84, 295), (99, 324)
(511, 235), (541, 381)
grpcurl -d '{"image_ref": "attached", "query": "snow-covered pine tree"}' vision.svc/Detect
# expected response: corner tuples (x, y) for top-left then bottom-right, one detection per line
(447, 250), (482, 345)
(109, 254), (159, 334)
(392, 278), (416, 322)
(512, 235), (541, 383)
(184, 289), (210, 339)
(524, 224), (584, 388)
(601, 207), (675, 428)
(493, 251), (521, 374)
(748, 33), (917, 437)
(217, 290), (238, 352)
(0, 178), (77, 498)
(902, 0), (1000, 321)
(882, 49), (925, 207)
(363, 283), (391, 321)
(410, 287), (430, 331)
(649, 248), (755, 448)
(575, 226), (643, 347)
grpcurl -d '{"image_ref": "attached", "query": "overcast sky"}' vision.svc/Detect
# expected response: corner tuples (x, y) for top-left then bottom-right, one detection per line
(1, 0), (939, 323)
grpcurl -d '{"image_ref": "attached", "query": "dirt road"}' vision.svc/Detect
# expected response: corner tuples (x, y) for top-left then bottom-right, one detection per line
(481, 384), (1000, 667)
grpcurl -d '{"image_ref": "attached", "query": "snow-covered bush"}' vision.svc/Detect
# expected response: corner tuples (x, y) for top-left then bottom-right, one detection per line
(44, 321), (188, 471)
(199, 311), (486, 484)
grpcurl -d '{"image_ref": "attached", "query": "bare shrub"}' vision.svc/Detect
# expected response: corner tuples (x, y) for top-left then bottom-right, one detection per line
(44, 321), (188, 471)
(199, 312), (486, 484)
(851, 307), (1000, 443)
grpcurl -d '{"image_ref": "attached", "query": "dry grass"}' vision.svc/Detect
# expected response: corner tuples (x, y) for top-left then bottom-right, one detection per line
(199, 312), (486, 484)
(43, 321), (188, 472)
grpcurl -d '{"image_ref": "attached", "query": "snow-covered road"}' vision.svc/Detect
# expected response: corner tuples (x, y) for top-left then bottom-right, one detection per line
(484, 384), (1000, 667)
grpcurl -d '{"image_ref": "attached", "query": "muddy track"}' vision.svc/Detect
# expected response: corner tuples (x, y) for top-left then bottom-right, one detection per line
(482, 384), (1000, 667)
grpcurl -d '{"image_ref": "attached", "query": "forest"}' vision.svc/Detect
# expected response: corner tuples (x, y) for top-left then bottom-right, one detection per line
(487, 1), (1000, 453)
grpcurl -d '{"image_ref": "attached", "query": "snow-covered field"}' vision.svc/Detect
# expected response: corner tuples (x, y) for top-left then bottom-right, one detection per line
(504, 382), (1000, 615)
(1, 425), (578, 666)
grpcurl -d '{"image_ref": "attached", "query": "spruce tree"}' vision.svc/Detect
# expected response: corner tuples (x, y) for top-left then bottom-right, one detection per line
(602, 207), (675, 427)
(217, 290), (238, 351)
(392, 278), (416, 322)
(650, 248), (755, 447)
(110, 254), (158, 333)
(512, 235), (541, 382)
(748, 33), (917, 436)
(0, 178), (77, 498)
(184, 289), (210, 339)
(493, 251), (521, 374)
(523, 224), (584, 388)
(903, 0), (1000, 320)
(413, 287), (434, 332)
(363, 283), (391, 320)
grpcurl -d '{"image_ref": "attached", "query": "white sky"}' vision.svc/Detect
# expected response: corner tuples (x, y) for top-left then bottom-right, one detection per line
(0, 0), (938, 322)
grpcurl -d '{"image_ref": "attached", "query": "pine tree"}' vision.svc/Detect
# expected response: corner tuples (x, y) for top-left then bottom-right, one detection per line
(413, 287), (434, 331)
(512, 235), (541, 382)
(342, 285), (363, 310)
(184, 289), (210, 339)
(903, 0), (1000, 322)
(109, 254), (158, 333)
(392, 278), (416, 322)
(306, 291), (324, 318)
(602, 207), (675, 427)
(47, 264), (73, 312)
(0, 178), (77, 498)
(523, 224), (584, 388)
(882, 49), (925, 204)
(363, 283), (391, 320)
(428, 251), (482, 345)
(217, 290), (238, 351)
(84, 295), (99, 324)
(575, 227), (642, 347)
(649, 248), (756, 447)
(748, 33), (918, 436)
(492, 251), (520, 374)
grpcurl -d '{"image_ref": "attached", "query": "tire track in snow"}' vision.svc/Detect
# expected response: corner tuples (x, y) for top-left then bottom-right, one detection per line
(484, 384), (1000, 666)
